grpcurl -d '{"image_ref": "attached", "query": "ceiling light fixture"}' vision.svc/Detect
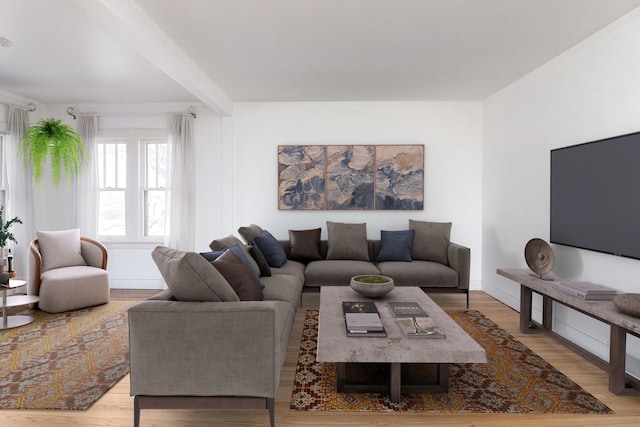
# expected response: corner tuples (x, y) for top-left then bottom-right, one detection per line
(0, 37), (13, 47)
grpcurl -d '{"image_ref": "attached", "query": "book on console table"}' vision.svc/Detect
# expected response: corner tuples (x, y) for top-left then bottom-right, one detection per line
(396, 317), (446, 339)
(552, 281), (618, 300)
(387, 301), (428, 318)
(342, 301), (387, 337)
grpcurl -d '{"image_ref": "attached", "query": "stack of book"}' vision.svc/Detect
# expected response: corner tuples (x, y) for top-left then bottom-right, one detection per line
(552, 281), (618, 300)
(387, 301), (446, 339)
(342, 301), (387, 337)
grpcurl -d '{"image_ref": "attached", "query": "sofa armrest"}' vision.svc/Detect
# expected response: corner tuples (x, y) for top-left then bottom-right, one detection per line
(128, 299), (295, 399)
(448, 242), (470, 290)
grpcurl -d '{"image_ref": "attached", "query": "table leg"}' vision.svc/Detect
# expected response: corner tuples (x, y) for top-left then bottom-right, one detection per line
(438, 363), (449, 392)
(520, 284), (533, 333)
(336, 363), (346, 392)
(2, 289), (7, 329)
(389, 363), (401, 403)
(609, 325), (627, 394)
(542, 295), (553, 331)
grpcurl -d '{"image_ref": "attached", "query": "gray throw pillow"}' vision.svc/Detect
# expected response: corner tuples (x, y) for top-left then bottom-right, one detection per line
(409, 220), (452, 264)
(326, 221), (369, 261)
(36, 228), (87, 272)
(209, 235), (244, 251)
(151, 246), (239, 302)
(238, 224), (264, 245)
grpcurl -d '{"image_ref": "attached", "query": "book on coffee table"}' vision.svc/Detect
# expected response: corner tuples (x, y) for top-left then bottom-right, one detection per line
(387, 301), (428, 318)
(396, 317), (446, 339)
(342, 301), (387, 337)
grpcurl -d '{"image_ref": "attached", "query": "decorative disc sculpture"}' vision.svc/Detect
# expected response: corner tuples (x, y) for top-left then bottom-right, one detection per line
(524, 238), (555, 279)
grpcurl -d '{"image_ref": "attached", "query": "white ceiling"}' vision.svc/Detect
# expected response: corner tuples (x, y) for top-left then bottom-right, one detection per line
(1, 0), (640, 114)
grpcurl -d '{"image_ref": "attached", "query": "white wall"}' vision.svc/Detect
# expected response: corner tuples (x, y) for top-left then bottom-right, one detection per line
(483, 10), (640, 366)
(231, 102), (483, 288)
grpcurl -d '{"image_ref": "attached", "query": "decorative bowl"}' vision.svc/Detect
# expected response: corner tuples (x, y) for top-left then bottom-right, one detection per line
(350, 275), (394, 298)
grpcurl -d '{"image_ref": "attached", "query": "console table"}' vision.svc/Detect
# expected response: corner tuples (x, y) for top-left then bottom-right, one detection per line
(497, 268), (640, 395)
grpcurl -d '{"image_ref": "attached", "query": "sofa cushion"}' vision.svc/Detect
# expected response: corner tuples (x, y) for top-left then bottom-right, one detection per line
(36, 228), (87, 272)
(409, 220), (452, 265)
(304, 259), (380, 286)
(211, 249), (264, 301)
(270, 259), (306, 281)
(376, 229), (415, 262)
(288, 228), (322, 263)
(238, 224), (264, 245)
(326, 221), (369, 261)
(209, 235), (244, 251)
(261, 274), (304, 309)
(151, 246), (239, 302)
(377, 260), (458, 287)
(253, 230), (288, 268)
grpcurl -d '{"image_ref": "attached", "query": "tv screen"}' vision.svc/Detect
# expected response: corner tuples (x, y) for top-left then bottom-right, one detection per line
(550, 131), (640, 260)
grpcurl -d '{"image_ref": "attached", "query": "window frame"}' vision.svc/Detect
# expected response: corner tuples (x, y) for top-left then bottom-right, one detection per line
(97, 129), (168, 244)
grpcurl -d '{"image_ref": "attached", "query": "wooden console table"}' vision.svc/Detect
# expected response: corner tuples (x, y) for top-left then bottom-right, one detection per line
(497, 267), (640, 395)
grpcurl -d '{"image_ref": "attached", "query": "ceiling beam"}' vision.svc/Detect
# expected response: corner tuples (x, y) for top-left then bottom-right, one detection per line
(76, 0), (233, 116)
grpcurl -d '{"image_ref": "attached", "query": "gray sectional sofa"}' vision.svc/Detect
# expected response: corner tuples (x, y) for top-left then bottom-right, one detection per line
(128, 220), (470, 426)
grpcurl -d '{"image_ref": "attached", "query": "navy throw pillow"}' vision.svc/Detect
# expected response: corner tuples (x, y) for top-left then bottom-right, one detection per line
(376, 229), (415, 262)
(200, 250), (225, 262)
(253, 230), (288, 268)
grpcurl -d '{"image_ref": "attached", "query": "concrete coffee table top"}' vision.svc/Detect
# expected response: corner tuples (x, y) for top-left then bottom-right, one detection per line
(317, 286), (486, 364)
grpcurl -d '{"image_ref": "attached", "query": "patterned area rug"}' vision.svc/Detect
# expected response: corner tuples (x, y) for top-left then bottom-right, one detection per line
(291, 309), (614, 414)
(0, 300), (138, 410)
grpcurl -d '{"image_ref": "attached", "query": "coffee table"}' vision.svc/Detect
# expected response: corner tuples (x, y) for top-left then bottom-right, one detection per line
(317, 286), (486, 402)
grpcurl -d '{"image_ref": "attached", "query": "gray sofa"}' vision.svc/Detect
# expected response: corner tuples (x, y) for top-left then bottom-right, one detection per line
(128, 220), (470, 426)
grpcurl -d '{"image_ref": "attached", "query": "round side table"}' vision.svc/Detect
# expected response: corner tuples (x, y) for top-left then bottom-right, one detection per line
(1, 279), (39, 330)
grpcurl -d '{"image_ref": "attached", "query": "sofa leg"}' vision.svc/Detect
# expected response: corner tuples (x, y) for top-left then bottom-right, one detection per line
(466, 290), (470, 309)
(134, 395), (140, 427)
(267, 397), (275, 427)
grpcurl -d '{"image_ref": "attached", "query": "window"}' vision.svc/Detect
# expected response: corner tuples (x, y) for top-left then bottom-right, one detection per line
(97, 129), (167, 241)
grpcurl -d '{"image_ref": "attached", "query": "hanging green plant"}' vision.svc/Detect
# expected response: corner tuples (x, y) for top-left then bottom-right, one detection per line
(20, 118), (89, 187)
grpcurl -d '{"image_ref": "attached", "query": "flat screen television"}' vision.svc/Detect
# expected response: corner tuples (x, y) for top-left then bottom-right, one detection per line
(550, 131), (640, 260)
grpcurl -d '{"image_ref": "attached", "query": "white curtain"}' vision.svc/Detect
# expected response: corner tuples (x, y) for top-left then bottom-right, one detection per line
(73, 115), (99, 238)
(7, 105), (33, 274)
(166, 114), (195, 250)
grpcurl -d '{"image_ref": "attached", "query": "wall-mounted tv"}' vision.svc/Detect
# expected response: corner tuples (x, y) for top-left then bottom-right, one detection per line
(550, 131), (640, 260)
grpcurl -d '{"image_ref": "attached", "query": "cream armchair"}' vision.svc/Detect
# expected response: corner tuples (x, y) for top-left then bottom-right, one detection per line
(27, 230), (110, 313)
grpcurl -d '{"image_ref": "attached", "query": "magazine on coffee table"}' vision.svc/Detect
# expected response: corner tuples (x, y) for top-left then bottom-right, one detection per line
(396, 317), (446, 339)
(387, 301), (428, 318)
(342, 301), (387, 337)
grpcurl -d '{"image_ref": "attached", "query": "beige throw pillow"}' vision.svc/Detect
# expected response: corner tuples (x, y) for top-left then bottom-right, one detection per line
(36, 228), (87, 272)
(326, 221), (369, 261)
(409, 220), (452, 265)
(151, 246), (239, 302)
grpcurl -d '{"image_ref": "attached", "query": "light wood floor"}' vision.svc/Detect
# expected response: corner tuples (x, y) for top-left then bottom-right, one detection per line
(3, 290), (640, 426)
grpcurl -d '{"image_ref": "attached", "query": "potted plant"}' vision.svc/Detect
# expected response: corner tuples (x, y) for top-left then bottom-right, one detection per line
(20, 118), (89, 187)
(0, 205), (22, 274)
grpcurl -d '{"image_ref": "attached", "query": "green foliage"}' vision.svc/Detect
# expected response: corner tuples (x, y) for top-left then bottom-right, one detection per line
(0, 206), (22, 248)
(20, 118), (89, 187)
(355, 275), (391, 284)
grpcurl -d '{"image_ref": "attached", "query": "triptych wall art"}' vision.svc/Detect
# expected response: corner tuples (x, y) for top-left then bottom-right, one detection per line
(278, 144), (424, 210)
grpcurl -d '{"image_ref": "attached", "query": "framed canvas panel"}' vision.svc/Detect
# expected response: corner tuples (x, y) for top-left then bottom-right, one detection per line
(375, 145), (424, 210)
(326, 145), (375, 210)
(278, 145), (326, 210)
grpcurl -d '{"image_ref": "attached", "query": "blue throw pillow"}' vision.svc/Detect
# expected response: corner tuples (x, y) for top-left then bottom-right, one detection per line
(253, 230), (288, 268)
(200, 250), (225, 262)
(376, 229), (415, 262)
